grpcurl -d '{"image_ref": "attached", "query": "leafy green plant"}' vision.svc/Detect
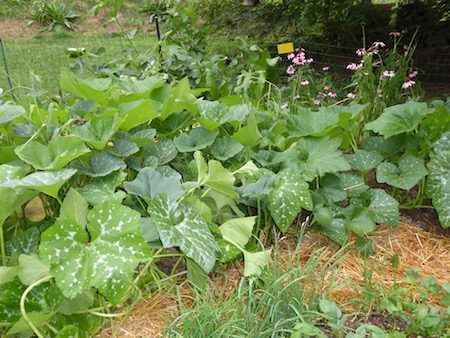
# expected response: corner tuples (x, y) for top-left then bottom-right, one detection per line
(0, 8), (449, 335)
(30, 0), (79, 31)
(167, 244), (346, 337)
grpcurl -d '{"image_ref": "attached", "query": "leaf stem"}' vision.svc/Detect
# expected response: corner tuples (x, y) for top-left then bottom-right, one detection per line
(86, 310), (126, 318)
(0, 223), (6, 266)
(20, 275), (53, 338)
(255, 198), (262, 239)
(200, 187), (211, 198)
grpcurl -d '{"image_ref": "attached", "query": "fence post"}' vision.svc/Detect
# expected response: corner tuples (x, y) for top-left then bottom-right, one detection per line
(0, 38), (16, 103)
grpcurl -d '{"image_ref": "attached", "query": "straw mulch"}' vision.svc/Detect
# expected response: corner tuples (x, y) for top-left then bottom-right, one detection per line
(99, 220), (450, 337)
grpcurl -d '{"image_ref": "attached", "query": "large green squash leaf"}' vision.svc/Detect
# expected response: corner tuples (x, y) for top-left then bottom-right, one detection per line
(210, 136), (244, 161)
(71, 152), (126, 177)
(287, 107), (339, 137)
(1, 169), (77, 200)
(217, 215), (269, 276)
(346, 207), (377, 237)
(148, 194), (218, 273)
(219, 217), (256, 248)
(231, 114), (261, 147)
(124, 167), (184, 201)
(39, 201), (151, 304)
(0, 105), (25, 125)
(201, 159), (238, 199)
(197, 101), (249, 129)
(241, 174), (275, 200)
(174, 127), (217, 153)
(60, 69), (111, 106)
(376, 155), (428, 190)
(368, 189), (399, 227)
(288, 137), (350, 181)
(77, 171), (126, 205)
(108, 139), (139, 158)
(15, 136), (90, 171)
(268, 169), (313, 233)
(17, 254), (51, 286)
(316, 217), (348, 246)
(71, 114), (121, 150)
(119, 99), (159, 132)
(0, 165), (37, 224)
(144, 139), (178, 165)
(5, 227), (40, 260)
(59, 188), (89, 227)
(426, 132), (450, 228)
(338, 172), (369, 198)
(115, 76), (164, 102)
(345, 150), (383, 172)
(365, 102), (428, 137)
(160, 78), (197, 121)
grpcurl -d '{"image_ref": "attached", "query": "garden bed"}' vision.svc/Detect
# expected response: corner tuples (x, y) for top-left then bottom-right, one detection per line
(99, 218), (450, 337)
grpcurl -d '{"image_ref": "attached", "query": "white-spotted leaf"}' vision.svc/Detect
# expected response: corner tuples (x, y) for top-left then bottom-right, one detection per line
(426, 132), (450, 228)
(368, 189), (400, 227)
(268, 169), (313, 233)
(39, 201), (151, 304)
(345, 149), (383, 172)
(77, 171), (126, 205)
(377, 155), (428, 190)
(1, 169), (77, 200)
(148, 194), (218, 273)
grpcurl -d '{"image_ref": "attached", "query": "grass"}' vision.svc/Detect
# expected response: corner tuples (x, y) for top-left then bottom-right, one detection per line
(166, 243), (349, 337)
(0, 32), (157, 101)
(0, 30), (249, 103)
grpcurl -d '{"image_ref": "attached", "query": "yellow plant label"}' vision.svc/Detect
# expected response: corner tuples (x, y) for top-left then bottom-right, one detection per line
(277, 42), (294, 55)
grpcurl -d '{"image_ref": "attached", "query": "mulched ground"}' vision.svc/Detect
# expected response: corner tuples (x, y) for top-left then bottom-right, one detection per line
(99, 215), (450, 337)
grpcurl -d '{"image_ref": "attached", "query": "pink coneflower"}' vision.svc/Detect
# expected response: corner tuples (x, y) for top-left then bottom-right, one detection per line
(286, 65), (296, 75)
(322, 66), (330, 71)
(347, 92), (356, 99)
(314, 99), (321, 106)
(293, 52), (306, 65)
(356, 48), (367, 57)
(371, 41), (386, 49)
(402, 80), (416, 90)
(324, 85), (331, 91)
(300, 80), (310, 86)
(327, 92), (337, 98)
(409, 70), (418, 78)
(287, 53), (295, 60)
(382, 70), (395, 78)
(389, 31), (401, 37)
(305, 58), (314, 64)
(346, 62), (363, 71)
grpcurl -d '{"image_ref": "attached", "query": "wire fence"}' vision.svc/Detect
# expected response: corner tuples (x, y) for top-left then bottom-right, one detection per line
(0, 33), (449, 101)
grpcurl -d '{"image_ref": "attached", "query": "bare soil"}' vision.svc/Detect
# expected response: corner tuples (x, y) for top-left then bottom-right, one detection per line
(0, 12), (153, 40)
